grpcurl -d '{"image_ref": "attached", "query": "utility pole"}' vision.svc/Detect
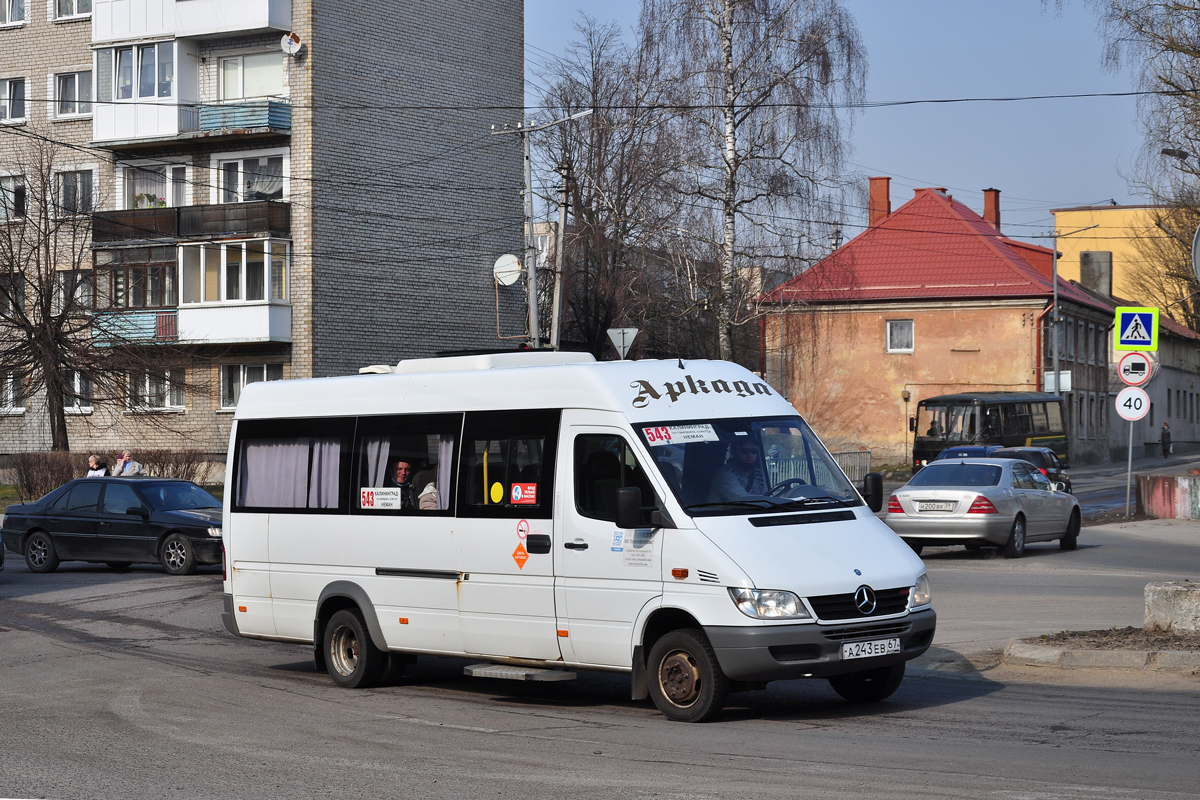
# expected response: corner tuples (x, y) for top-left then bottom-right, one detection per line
(550, 163), (570, 350)
(491, 108), (593, 350)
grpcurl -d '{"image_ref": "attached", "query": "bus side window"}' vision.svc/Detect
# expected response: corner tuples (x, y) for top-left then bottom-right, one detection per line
(234, 418), (355, 513)
(1031, 403), (1049, 433)
(354, 413), (460, 515)
(575, 434), (656, 524)
(983, 406), (1001, 439)
(458, 410), (560, 519)
(1046, 401), (1064, 433)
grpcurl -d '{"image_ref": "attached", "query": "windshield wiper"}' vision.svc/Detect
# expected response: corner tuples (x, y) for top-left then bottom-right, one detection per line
(775, 495), (856, 509)
(684, 499), (780, 511)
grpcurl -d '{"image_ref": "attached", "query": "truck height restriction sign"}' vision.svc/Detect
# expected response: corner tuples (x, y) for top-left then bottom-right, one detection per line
(1114, 306), (1159, 352)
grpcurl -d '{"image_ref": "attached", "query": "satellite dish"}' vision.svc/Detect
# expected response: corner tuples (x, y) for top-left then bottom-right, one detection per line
(493, 254), (522, 286)
(281, 32), (303, 57)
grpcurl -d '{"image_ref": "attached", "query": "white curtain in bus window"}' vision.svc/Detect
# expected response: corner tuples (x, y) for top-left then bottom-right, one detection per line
(238, 437), (342, 508)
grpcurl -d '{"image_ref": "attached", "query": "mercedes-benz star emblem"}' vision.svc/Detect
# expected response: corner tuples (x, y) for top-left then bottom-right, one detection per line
(854, 585), (877, 615)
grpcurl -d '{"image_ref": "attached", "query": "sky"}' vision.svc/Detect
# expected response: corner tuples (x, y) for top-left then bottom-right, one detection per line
(524, 0), (1143, 244)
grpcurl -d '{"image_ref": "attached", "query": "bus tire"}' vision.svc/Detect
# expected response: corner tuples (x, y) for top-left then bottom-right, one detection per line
(324, 609), (388, 689)
(646, 628), (729, 723)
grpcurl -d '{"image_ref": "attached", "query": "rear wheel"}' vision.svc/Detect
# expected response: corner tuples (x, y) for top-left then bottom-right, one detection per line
(647, 629), (729, 722)
(1059, 509), (1080, 551)
(25, 532), (60, 574)
(1003, 516), (1026, 558)
(324, 609), (388, 689)
(829, 662), (906, 703)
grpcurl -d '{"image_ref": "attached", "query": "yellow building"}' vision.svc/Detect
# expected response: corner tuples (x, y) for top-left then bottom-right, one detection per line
(1051, 204), (1172, 302)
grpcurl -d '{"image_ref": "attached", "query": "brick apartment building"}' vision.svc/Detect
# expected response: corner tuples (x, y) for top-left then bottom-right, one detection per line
(0, 0), (524, 461)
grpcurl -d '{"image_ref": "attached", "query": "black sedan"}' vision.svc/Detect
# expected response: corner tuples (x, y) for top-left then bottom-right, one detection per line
(989, 447), (1072, 493)
(1, 478), (222, 576)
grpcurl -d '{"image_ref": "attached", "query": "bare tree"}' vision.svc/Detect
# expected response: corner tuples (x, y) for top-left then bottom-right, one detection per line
(0, 131), (210, 450)
(642, 0), (867, 361)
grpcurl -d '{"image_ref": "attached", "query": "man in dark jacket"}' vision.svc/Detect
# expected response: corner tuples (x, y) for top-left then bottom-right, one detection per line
(1161, 422), (1172, 459)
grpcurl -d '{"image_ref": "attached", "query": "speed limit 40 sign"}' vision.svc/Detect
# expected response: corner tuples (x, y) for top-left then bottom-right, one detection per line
(1115, 386), (1150, 421)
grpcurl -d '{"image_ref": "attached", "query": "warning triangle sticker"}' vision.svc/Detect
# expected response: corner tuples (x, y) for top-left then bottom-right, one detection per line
(1120, 314), (1152, 344)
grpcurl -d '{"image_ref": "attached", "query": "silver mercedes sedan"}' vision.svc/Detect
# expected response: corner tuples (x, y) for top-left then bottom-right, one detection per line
(884, 458), (1080, 558)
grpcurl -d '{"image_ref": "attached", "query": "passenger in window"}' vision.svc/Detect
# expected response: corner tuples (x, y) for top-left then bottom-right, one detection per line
(708, 438), (768, 501)
(390, 459), (438, 510)
(86, 455), (108, 478)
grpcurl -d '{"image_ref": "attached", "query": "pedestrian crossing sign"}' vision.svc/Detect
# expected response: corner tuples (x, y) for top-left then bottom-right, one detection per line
(1114, 306), (1159, 352)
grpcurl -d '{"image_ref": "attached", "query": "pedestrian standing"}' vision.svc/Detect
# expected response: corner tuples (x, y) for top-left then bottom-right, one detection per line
(1160, 422), (1172, 459)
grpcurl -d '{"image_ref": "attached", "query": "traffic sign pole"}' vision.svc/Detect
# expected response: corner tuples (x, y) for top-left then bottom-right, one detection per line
(1126, 420), (1134, 517)
(1114, 385), (1150, 517)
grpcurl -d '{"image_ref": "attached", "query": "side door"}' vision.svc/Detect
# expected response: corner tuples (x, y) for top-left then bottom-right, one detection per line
(454, 410), (563, 661)
(97, 482), (155, 561)
(1027, 466), (1072, 538)
(1011, 462), (1048, 536)
(555, 413), (664, 668)
(54, 481), (104, 560)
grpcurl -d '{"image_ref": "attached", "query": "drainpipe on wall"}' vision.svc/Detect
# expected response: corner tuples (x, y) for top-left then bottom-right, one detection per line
(1036, 304), (1054, 391)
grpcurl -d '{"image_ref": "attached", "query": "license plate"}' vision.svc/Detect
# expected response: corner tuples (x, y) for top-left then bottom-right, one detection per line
(842, 638), (901, 660)
(918, 501), (955, 512)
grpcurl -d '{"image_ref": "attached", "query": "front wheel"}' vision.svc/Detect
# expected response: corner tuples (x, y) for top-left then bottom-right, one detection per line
(25, 532), (60, 573)
(1003, 516), (1026, 558)
(1059, 509), (1080, 551)
(647, 629), (729, 722)
(828, 662), (905, 702)
(160, 533), (197, 575)
(324, 609), (388, 689)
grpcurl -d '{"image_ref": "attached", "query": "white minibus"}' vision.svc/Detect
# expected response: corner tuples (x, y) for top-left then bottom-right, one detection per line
(221, 352), (934, 722)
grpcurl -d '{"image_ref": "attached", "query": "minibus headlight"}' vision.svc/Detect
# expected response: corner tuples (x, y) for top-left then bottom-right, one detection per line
(207, 527), (222, 538)
(729, 588), (812, 620)
(910, 574), (931, 608)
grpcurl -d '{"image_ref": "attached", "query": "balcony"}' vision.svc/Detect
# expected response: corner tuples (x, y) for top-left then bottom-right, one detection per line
(178, 303), (291, 343)
(93, 201), (290, 245)
(93, 310), (179, 346)
(93, 0), (291, 44)
(184, 99), (291, 138)
(176, 0), (291, 38)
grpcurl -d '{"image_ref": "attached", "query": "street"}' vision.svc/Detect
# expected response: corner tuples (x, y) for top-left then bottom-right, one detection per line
(2, 520), (1198, 800)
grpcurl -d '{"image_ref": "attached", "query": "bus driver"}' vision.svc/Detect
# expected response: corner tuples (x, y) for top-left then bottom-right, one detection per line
(708, 438), (768, 501)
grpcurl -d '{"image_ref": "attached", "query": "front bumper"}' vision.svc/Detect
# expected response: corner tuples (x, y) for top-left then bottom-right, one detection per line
(706, 608), (936, 681)
(885, 513), (1013, 545)
(192, 538), (223, 565)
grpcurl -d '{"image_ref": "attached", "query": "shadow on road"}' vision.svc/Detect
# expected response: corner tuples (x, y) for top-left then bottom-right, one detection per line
(917, 542), (1098, 562)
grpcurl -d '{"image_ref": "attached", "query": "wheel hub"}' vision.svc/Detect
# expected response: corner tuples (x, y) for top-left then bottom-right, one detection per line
(329, 625), (360, 677)
(659, 650), (701, 706)
(165, 541), (185, 570)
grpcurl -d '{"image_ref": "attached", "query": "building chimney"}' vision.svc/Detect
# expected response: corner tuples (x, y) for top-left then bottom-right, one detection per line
(983, 188), (1001, 232)
(868, 177), (891, 227)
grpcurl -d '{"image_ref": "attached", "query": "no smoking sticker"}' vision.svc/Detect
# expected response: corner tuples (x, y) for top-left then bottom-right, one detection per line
(516, 520), (529, 539)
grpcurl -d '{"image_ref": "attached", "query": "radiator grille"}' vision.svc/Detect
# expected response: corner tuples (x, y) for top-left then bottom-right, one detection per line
(821, 621), (912, 641)
(807, 587), (910, 621)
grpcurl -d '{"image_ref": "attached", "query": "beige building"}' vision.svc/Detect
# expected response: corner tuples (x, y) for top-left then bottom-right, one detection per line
(0, 0), (525, 465)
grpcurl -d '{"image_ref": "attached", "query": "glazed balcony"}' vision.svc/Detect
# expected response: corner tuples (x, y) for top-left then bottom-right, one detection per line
(93, 201), (290, 245)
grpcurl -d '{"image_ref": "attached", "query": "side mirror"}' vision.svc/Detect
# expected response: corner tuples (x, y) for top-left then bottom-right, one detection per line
(126, 506), (149, 519)
(862, 472), (884, 513)
(908, 417), (916, 432)
(1051, 482), (1066, 493)
(615, 486), (642, 530)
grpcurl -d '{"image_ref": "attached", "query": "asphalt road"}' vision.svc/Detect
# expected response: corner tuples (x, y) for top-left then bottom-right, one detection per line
(1, 524), (1198, 800)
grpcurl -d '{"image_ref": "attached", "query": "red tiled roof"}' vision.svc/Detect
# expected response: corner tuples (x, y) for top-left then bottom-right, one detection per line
(764, 188), (1110, 313)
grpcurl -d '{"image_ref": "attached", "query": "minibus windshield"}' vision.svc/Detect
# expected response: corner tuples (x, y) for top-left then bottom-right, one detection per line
(635, 416), (861, 516)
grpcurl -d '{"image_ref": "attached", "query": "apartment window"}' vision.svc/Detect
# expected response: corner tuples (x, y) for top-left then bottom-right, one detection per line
(129, 368), (185, 410)
(0, 174), (25, 219)
(0, 0), (25, 25)
(103, 42), (172, 102)
(885, 319), (914, 353)
(220, 364), (283, 408)
(220, 53), (283, 100)
(1088, 392), (1096, 439)
(56, 71), (92, 116)
(179, 240), (288, 304)
(56, 170), (93, 215)
(95, 247), (177, 309)
(63, 370), (92, 413)
(0, 78), (26, 121)
(1066, 317), (1075, 360)
(0, 370), (24, 411)
(125, 165), (186, 208)
(0, 273), (23, 317)
(1087, 323), (1096, 365)
(219, 156), (284, 202)
(53, 269), (93, 313)
(55, 0), (90, 18)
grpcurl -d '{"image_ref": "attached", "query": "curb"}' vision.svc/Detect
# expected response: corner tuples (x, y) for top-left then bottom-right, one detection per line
(1003, 639), (1200, 672)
